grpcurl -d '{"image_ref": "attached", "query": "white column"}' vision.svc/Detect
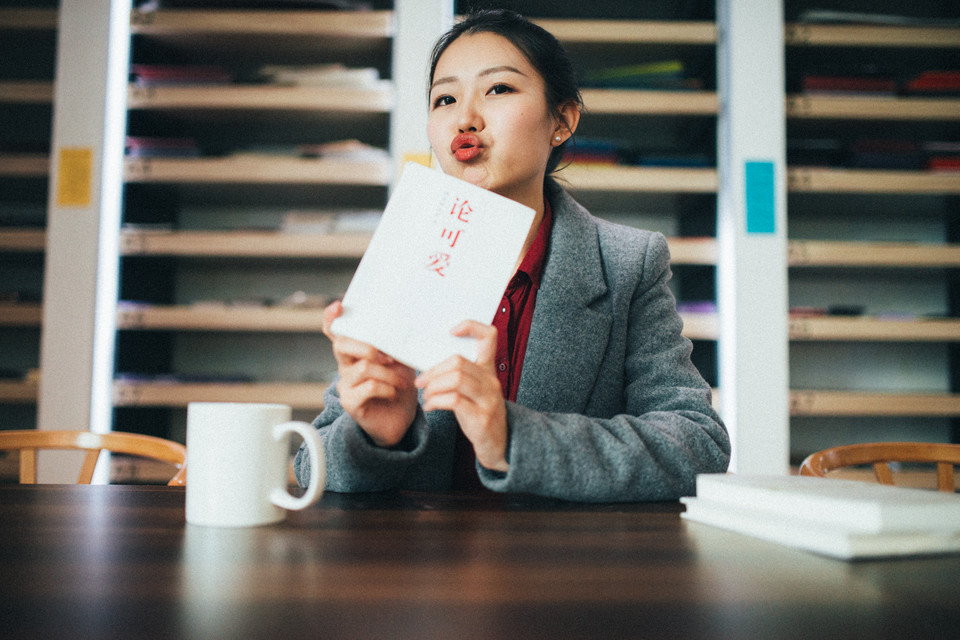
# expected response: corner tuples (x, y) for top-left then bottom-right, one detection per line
(715, 0), (789, 474)
(390, 0), (453, 175)
(37, 0), (129, 481)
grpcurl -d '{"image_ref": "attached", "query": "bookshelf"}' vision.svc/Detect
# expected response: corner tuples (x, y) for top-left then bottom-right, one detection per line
(0, 302), (43, 327)
(113, 380), (328, 410)
(564, 165), (718, 193)
(107, 3), (396, 439)
(0, 227), (45, 252)
(784, 22), (959, 48)
(787, 168), (960, 194)
(783, 0), (960, 460)
(786, 94), (960, 120)
(0, 153), (49, 177)
(126, 84), (393, 112)
(789, 240), (960, 267)
(122, 156), (392, 185)
(581, 89), (717, 116)
(129, 8), (393, 37)
(104, 3), (726, 440)
(532, 19), (716, 44)
(519, 7), (722, 390)
(0, 3), (57, 429)
(117, 227), (714, 263)
(118, 229), (371, 258)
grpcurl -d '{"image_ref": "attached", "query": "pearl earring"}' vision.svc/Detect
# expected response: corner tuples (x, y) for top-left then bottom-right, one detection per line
(555, 136), (562, 142)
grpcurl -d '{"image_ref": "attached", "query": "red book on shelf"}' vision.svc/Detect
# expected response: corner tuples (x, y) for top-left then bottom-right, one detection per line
(802, 75), (897, 94)
(928, 157), (960, 172)
(904, 71), (960, 94)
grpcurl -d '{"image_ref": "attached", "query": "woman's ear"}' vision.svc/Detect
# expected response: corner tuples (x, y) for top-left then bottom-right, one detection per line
(556, 101), (581, 140)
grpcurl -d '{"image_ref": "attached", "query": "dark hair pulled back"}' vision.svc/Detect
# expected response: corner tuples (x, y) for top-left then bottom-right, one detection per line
(428, 9), (583, 181)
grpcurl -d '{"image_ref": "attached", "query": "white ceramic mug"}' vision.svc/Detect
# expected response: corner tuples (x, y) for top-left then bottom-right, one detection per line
(185, 402), (325, 527)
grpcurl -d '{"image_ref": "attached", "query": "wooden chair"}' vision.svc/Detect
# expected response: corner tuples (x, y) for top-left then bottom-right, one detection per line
(0, 430), (186, 486)
(799, 442), (960, 492)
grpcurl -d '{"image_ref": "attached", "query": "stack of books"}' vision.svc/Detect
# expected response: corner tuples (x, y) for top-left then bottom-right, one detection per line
(682, 473), (960, 560)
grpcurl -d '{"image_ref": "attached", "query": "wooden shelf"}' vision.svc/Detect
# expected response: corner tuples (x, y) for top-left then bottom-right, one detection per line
(130, 9), (393, 38)
(784, 23), (960, 48)
(534, 19), (716, 44)
(119, 230), (370, 258)
(0, 8), (57, 30)
(581, 89), (717, 116)
(790, 390), (960, 417)
(678, 312), (717, 340)
(564, 165), (717, 193)
(789, 316), (960, 342)
(117, 230), (716, 263)
(127, 84), (393, 113)
(0, 80), (54, 104)
(671, 313), (960, 343)
(666, 236), (717, 265)
(787, 95), (960, 121)
(0, 153), (48, 178)
(789, 241), (960, 268)
(787, 168), (960, 194)
(116, 305), (326, 332)
(0, 303), (42, 327)
(113, 380), (327, 410)
(0, 379), (38, 404)
(0, 228), (45, 252)
(123, 156), (392, 186)
(116, 304), (717, 341)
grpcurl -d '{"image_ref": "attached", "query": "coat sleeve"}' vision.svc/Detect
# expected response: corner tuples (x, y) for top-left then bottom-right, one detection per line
(293, 382), (431, 492)
(478, 232), (730, 502)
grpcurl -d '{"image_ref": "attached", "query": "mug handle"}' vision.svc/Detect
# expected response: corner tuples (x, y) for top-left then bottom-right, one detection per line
(269, 421), (326, 512)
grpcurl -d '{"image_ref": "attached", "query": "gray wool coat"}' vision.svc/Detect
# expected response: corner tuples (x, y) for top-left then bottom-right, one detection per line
(295, 183), (730, 502)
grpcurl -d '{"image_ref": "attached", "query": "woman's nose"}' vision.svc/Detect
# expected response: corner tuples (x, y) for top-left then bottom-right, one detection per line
(457, 96), (483, 133)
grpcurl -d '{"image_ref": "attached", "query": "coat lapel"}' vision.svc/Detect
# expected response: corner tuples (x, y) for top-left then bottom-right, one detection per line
(516, 189), (611, 413)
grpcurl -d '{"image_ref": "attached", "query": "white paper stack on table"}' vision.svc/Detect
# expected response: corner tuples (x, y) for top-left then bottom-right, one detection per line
(330, 162), (535, 372)
(681, 473), (960, 560)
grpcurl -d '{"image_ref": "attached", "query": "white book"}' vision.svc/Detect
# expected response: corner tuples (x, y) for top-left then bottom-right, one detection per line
(330, 162), (535, 372)
(681, 498), (960, 560)
(688, 473), (960, 533)
(681, 474), (960, 559)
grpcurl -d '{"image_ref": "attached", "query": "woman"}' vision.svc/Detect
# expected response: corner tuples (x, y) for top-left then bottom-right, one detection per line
(295, 10), (730, 502)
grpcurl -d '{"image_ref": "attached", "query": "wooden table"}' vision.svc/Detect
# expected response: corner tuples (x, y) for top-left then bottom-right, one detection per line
(2, 484), (959, 639)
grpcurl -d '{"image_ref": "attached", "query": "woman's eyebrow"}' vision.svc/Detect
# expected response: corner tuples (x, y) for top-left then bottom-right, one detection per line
(430, 65), (527, 91)
(479, 65), (526, 78)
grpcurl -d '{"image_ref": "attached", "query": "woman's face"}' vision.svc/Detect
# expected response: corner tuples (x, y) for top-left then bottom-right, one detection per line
(427, 32), (566, 208)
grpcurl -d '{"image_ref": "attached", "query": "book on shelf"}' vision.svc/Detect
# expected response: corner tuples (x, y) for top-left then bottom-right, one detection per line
(330, 162), (534, 372)
(682, 473), (960, 560)
(797, 10), (960, 27)
(125, 136), (201, 158)
(130, 64), (234, 87)
(257, 64), (385, 89)
(801, 74), (897, 95)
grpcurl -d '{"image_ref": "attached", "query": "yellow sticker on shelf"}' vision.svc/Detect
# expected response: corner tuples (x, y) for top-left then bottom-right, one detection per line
(56, 147), (93, 207)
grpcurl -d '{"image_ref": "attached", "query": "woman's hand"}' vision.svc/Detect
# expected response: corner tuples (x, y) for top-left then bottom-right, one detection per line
(416, 320), (509, 472)
(323, 301), (418, 448)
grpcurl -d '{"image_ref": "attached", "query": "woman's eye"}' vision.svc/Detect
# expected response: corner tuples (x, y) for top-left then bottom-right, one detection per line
(432, 95), (455, 108)
(488, 83), (513, 95)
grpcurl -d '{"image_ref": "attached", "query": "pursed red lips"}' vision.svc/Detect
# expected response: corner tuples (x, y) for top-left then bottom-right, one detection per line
(451, 133), (482, 162)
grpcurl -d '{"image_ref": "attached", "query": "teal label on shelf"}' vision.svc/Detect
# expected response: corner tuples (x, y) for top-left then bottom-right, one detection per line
(745, 160), (775, 234)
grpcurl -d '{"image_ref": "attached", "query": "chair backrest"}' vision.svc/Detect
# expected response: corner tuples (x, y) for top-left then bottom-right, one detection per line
(0, 430), (186, 486)
(799, 442), (960, 492)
